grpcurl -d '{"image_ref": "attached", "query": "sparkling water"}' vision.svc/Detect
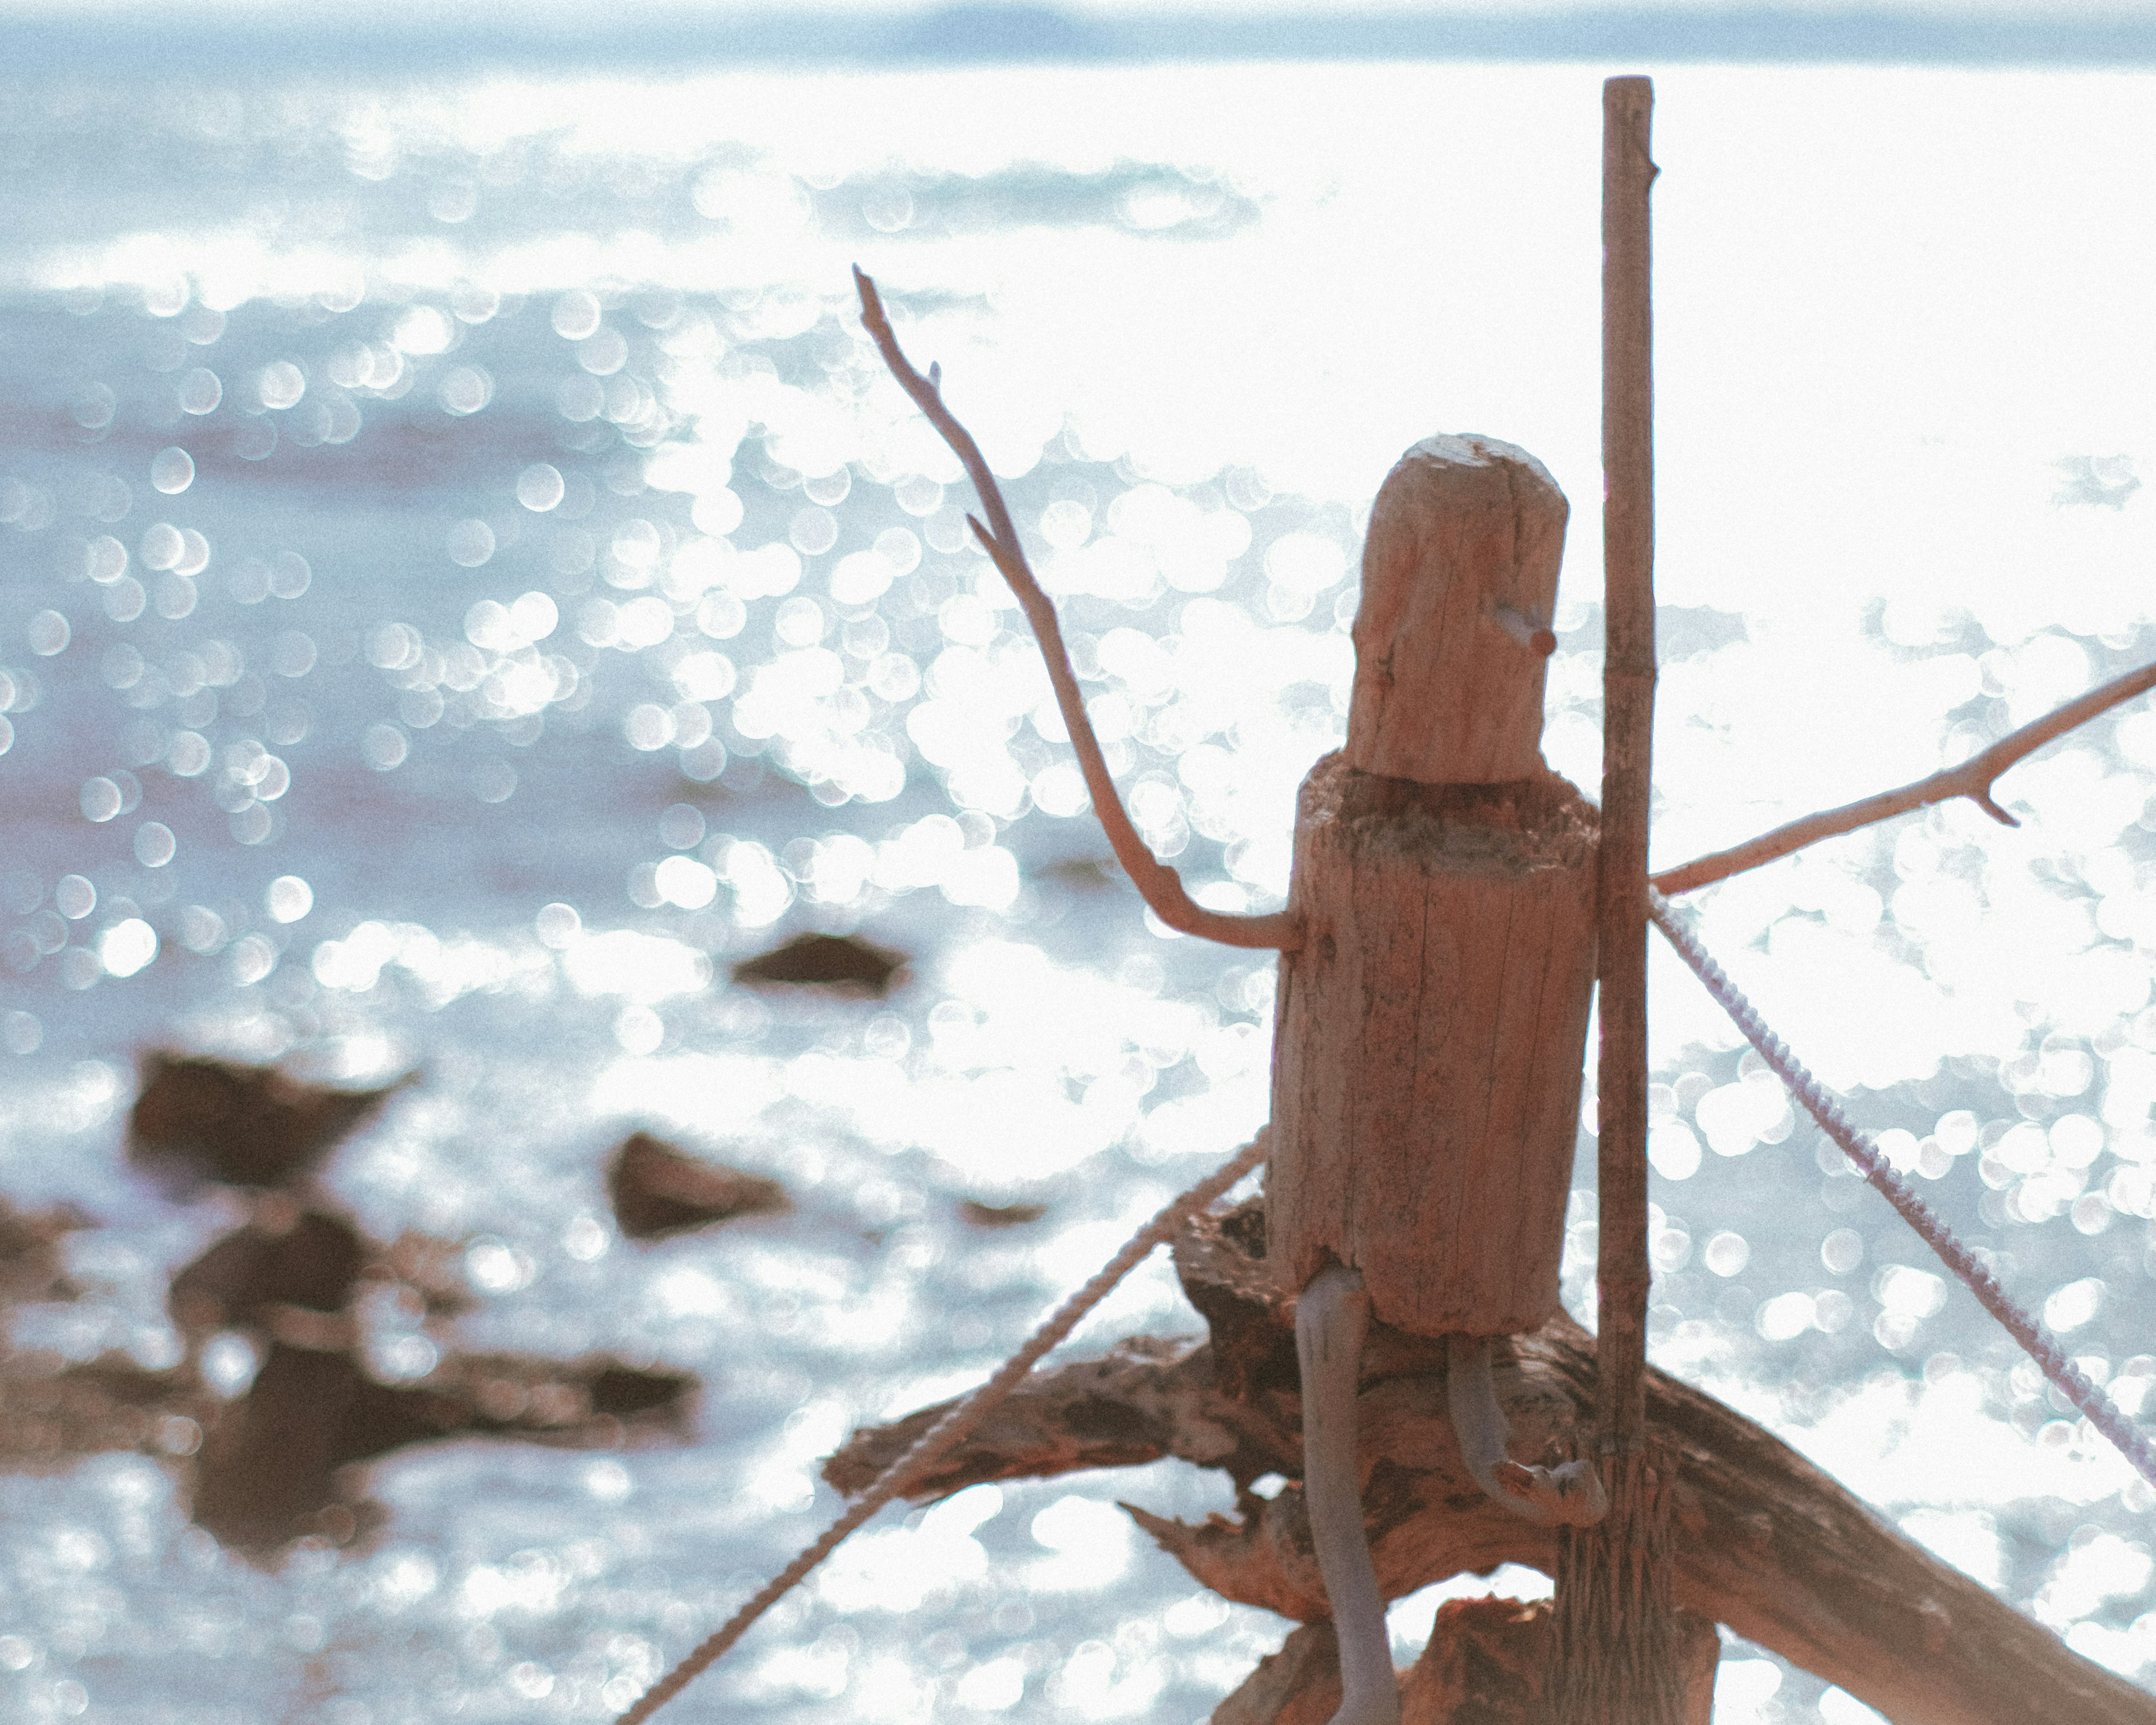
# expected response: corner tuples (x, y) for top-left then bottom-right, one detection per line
(0, 53), (2153, 1724)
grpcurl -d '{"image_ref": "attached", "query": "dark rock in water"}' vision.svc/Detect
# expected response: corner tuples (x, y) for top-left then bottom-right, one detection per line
(190, 1344), (701, 1553)
(607, 1131), (788, 1242)
(189, 1344), (460, 1552)
(960, 1199), (1048, 1228)
(130, 1051), (405, 1189)
(0, 1353), (211, 1467)
(381, 1229), (477, 1319)
(731, 932), (906, 996)
(169, 1206), (364, 1334)
(440, 1351), (698, 1435)
(0, 1199), (92, 1304)
(1040, 856), (1120, 892)
(0, 1184), (701, 1554)
(587, 1363), (698, 1418)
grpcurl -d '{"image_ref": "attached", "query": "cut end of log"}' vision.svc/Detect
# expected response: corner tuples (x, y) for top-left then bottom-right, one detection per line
(1346, 436), (1569, 788)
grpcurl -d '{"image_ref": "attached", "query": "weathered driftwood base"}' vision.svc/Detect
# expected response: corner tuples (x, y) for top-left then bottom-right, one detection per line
(825, 1199), (2156, 1725)
(1212, 1596), (1718, 1725)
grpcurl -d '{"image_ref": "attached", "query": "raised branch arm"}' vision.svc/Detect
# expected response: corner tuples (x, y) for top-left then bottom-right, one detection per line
(1653, 656), (2156, 896)
(852, 268), (1297, 952)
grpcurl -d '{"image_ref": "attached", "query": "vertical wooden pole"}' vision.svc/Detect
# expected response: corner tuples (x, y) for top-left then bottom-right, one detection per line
(1596, 74), (1657, 1464)
(1548, 74), (1684, 1725)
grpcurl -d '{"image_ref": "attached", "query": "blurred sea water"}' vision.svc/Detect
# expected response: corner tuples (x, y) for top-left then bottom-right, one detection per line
(0, 48), (2153, 1724)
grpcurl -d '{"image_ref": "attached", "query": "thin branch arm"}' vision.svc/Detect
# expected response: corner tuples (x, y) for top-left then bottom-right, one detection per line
(852, 267), (1297, 952)
(1654, 657), (2156, 895)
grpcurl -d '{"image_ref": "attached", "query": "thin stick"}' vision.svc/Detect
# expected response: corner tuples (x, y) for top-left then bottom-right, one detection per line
(1551, 71), (1684, 1725)
(1593, 72), (1657, 1473)
(1652, 656), (2156, 895)
(852, 268), (1297, 952)
(613, 1132), (1270, 1724)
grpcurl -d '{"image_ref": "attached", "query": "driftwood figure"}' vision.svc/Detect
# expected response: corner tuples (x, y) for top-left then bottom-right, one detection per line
(1276, 436), (1610, 1725)
(613, 85), (2156, 1725)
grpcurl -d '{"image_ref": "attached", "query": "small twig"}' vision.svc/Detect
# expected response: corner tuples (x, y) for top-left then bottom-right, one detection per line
(852, 267), (1297, 953)
(1653, 656), (2156, 896)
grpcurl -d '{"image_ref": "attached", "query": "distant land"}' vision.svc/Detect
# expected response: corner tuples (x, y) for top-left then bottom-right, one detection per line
(7, 2), (2156, 74)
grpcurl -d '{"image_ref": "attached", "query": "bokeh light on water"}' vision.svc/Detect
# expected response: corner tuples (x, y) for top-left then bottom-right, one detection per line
(0, 51), (2152, 1722)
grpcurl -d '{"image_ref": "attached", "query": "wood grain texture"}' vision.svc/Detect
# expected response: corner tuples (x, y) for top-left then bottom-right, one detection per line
(1345, 436), (1569, 787)
(1269, 755), (1597, 1336)
(824, 1203), (2156, 1725)
(1211, 1600), (1719, 1725)
(1565, 71), (1675, 1725)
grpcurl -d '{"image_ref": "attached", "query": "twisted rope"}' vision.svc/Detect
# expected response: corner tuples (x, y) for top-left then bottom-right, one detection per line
(1648, 887), (2156, 1491)
(614, 1131), (1271, 1723)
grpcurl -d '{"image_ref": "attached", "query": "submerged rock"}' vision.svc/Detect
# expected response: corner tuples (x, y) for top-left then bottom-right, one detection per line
(169, 1204), (364, 1334)
(129, 1051), (406, 1189)
(191, 1347), (699, 1553)
(0, 1198), (91, 1304)
(730, 932), (906, 996)
(959, 1199), (1048, 1229)
(0, 1181), (702, 1557)
(606, 1130), (789, 1242)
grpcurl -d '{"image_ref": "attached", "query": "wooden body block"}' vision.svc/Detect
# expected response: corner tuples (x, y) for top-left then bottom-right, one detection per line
(1269, 756), (1598, 1336)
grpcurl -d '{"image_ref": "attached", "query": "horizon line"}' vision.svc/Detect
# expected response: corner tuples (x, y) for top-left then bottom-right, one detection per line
(10, 4), (2156, 72)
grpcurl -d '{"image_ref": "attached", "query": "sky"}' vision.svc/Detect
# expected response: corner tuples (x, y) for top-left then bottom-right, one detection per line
(3, 0), (2155, 18)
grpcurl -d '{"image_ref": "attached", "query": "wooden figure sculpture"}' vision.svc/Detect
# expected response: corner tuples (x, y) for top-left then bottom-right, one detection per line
(1278, 435), (1610, 1725)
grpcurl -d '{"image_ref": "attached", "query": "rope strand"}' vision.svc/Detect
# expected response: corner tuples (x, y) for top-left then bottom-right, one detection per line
(1648, 888), (2156, 1493)
(613, 1131), (1271, 1723)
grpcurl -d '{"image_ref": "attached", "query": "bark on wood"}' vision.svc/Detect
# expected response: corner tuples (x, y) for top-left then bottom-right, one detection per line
(1268, 756), (1597, 1336)
(1211, 1600), (1719, 1725)
(825, 1201), (2156, 1725)
(1345, 436), (1569, 787)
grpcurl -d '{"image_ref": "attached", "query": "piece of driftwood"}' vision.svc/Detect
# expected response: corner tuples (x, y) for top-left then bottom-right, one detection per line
(1271, 757), (1598, 1339)
(824, 1200), (2156, 1725)
(1554, 74), (1683, 1725)
(1212, 1600), (1719, 1725)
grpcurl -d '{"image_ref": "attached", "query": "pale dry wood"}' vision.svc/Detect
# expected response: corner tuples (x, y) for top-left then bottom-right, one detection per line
(1269, 757), (1598, 1337)
(1346, 436), (1570, 786)
(824, 1202), (2156, 1725)
(1651, 655), (2156, 896)
(852, 267), (1294, 951)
